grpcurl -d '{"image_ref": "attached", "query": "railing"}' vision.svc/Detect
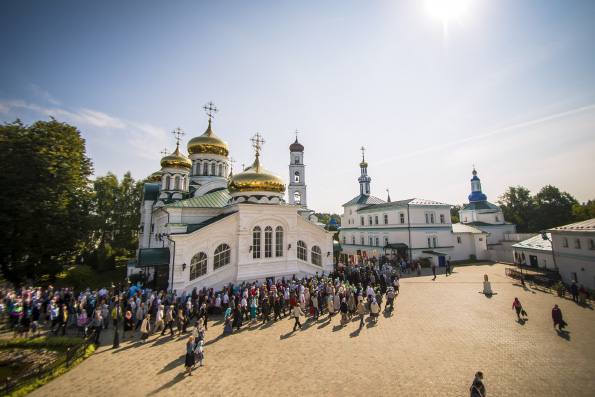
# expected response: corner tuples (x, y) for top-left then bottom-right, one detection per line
(0, 330), (95, 395)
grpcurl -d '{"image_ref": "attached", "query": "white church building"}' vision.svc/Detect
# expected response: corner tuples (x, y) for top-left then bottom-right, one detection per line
(131, 105), (333, 291)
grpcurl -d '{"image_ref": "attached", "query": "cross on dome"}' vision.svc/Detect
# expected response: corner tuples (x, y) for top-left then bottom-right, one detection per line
(171, 127), (185, 147)
(250, 132), (265, 157)
(203, 101), (218, 121)
(361, 146), (366, 162)
(160, 148), (170, 157)
(229, 157), (235, 172)
(294, 129), (299, 139)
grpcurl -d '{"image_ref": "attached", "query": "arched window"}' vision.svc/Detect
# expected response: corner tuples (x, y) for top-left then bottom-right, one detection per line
(430, 213), (435, 223)
(575, 238), (581, 249)
(351, 236), (355, 245)
(203, 162), (208, 175)
(563, 238), (568, 247)
(383, 236), (389, 246)
(211, 163), (216, 175)
(294, 191), (301, 205)
(294, 171), (300, 183)
(374, 215), (378, 225)
(275, 226), (284, 257)
(369, 236), (373, 246)
(311, 246), (322, 266)
(360, 217), (364, 225)
(400, 213), (405, 224)
(164, 175), (171, 190)
(342, 236), (346, 244)
(375, 237), (379, 246)
(368, 216), (372, 225)
(294, 156), (299, 164)
(252, 227), (261, 259)
(189, 252), (207, 281)
(384, 214), (388, 224)
(360, 236), (364, 245)
(219, 164), (223, 176)
(297, 240), (307, 261)
(589, 239), (595, 250)
(173, 175), (180, 190)
(264, 226), (273, 258)
(213, 244), (231, 269)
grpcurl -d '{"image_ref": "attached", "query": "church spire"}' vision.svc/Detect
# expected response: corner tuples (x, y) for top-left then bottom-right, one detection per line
(358, 146), (371, 195)
(468, 167), (487, 202)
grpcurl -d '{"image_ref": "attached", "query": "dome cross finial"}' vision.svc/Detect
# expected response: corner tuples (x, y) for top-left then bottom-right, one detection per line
(172, 127), (185, 147)
(203, 101), (218, 121)
(294, 129), (299, 139)
(360, 146), (366, 162)
(160, 148), (170, 157)
(250, 132), (265, 157)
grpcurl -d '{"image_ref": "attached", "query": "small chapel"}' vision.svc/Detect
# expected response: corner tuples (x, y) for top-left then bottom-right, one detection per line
(131, 103), (334, 291)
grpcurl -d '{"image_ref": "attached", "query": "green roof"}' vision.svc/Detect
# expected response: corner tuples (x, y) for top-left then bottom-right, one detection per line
(461, 201), (501, 211)
(143, 183), (161, 201)
(342, 194), (386, 207)
(184, 212), (236, 234)
(166, 189), (231, 208)
(138, 248), (170, 266)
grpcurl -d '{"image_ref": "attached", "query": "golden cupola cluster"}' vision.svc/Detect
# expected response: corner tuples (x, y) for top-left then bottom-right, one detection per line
(187, 119), (230, 157)
(228, 154), (286, 194)
(149, 170), (163, 182)
(160, 144), (192, 170)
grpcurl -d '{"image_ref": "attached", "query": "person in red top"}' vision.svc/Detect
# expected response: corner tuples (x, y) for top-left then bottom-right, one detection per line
(551, 304), (565, 331)
(512, 298), (523, 320)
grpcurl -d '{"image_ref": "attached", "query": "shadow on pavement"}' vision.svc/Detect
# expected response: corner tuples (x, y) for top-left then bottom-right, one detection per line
(556, 330), (571, 341)
(516, 318), (526, 326)
(157, 354), (185, 374)
(350, 327), (362, 338)
(148, 372), (186, 395)
(280, 330), (295, 340)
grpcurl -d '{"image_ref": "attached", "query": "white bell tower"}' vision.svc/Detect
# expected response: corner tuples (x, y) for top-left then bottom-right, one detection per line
(288, 130), (307, 207)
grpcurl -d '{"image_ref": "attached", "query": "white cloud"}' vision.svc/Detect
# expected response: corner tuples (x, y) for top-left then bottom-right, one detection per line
(30, 84), (62, 106)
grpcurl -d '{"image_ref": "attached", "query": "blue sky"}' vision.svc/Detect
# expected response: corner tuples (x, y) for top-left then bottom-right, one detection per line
(1, 0), (594, 213)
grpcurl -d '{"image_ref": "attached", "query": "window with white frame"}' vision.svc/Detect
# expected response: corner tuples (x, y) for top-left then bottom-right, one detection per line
(311, 246), (322, 266)
(275, 226), (284, 257)
(352, 235), (355, 245)
(189, 252), (207, 280)
(427, 237), (432, 248)
(384, 214), (388, 224)
(264, 226), (273, 258)
(343, 236), (346, 244)
(425, 213), (429, 223)
(430, 213), (435, 223)
(383, 236), (388, 246)
(400, 213), (405, 224)
(375, 237), (379, 246)
(360, 236), (364, 245)
(432, 237), (437, 247)
(369, 236), (373, 246)
(440, 214), (445, 223)
(252, 226), (261, 259)
(368, 216), (372, 225)
(575, 238), (581, 249)
(374, 215), (378, 225)
(361, 217), (364, 226)
(297, 240), (307, 261)
(457, 236), (462, 244)
(589, 239), (595, 250)
(213, 244), (230, 269)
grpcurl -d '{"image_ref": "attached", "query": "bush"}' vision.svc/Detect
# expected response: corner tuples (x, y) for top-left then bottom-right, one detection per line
(552, 281), (565, 291)
(0, 336), (82, 350)
(62, 265), (94, 290)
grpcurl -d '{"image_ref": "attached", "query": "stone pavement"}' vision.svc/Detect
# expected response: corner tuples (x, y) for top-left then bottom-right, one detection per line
(30, 263), (595, 396)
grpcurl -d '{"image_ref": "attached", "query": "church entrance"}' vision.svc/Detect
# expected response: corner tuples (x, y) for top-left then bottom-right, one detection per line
(529, 255), (538, 268)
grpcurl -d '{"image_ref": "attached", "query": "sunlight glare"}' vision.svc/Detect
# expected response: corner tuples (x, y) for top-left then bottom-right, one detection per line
(425, 0), (472, 21)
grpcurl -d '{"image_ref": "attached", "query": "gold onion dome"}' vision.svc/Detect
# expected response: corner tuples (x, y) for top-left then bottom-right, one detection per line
(187, 119), (230, 157)
(360, 161), (368, 167)
(160, 145), (192, 170)
(228, 155), (286, 194)
(149, 170), (163, 182)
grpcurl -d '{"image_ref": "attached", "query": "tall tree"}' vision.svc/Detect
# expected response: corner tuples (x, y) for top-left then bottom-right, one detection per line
(572, 200), (595, 221)
(450, 204), (464, 223)
(0, 119), (93, 282)
(533, 185), (578, 231)
(497, 186), (535, 233)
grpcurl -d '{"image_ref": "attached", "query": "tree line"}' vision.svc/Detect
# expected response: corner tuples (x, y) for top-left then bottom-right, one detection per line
(0, 119), (145, 283)
(450, 185), (594, 233)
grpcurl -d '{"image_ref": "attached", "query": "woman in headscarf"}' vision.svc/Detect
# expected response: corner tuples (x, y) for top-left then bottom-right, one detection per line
(232, 303), (243, 331)
(123, 310), (134, 338)
(185, 335), (195, 376)
(222, 307), (234, 335)
(340, 298), (348, 324)
(250, 294), (258, 322)
(214, 294), (222, 315)
(327, 295), (334, 319)
(370, 298), (380, 323)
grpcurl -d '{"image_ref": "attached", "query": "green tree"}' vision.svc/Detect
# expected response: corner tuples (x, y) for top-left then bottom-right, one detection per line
(450, 204), (464, 223)
(533, 185), (578, 231)
(572, 200), (595, 221)
(0, 119), (93, 282)
(497, 186), (535, 233)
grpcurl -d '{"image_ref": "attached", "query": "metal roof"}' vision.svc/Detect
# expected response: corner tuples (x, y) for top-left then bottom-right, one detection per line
(461, 201), (501, 211)
(139, 248), (170, 266)
(342, 194), (386, 207)
(166, 189), (230, 208)
(452, 223), (487, 234)
(143, 183), (161, 201)
(422, 250), (447, 256)
(511, 233), (552, 252)
(184, 212), (236, 234)
(359, 198), (451, 211)
(548, 219), (595, 233)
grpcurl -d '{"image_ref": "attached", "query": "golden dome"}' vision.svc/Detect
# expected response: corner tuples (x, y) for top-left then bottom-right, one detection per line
(360, 161), (368, 167)
(228, 155), (286, 194)
(160, 145), (192, 170)
(187, 119), (230, 157)
(149, 170), (163, 182)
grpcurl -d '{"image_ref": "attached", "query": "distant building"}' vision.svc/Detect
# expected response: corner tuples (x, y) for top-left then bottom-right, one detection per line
(459, 168), (516, 246)
(548, 219), (595, 288)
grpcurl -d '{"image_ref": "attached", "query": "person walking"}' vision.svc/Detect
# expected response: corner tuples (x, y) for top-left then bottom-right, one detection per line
(570, 281), (579, 302)
(123, 311), (134, 338)
(232, 303), (243, 331)
(357, 297), (365, 328)
(469, 371), (486, 396)
(552, 304), (566, 331)
(445, 260), (451, 276)
(89, 312), (103, 345)
(196, 339), (204, 367)
(578, 284), (587, 305)
(292, 303), (304, 331)
(184, 335), (195, 376)
(222, 308), (234, 335)
(161, 306), (175, 337)
(370, 298), (380, 323)
(135, 302), (146, 331)
(140, 314), (151, 343)
(512, 298), (526, 320)
(340, 298), (348, 325)
(312, 294), (319, 321)
(431, 263), (436, 279)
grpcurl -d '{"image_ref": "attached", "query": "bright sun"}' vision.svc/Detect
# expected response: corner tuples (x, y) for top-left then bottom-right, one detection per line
(425, 0), (472, 21)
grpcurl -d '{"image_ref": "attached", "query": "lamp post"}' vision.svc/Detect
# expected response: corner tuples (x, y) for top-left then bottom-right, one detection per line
(541, 232), (558, 271)
(112, 283), (120, 349)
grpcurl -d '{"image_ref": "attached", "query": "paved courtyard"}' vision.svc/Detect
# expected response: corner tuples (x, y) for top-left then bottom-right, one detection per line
(31, 263), (595, 396)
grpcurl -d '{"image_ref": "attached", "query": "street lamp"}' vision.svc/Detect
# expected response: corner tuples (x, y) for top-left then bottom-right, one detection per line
(541, 232), (558, 270)
(112, 283), (121, 349)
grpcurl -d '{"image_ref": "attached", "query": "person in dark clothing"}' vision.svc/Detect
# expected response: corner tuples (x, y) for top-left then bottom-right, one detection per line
(55, 304), (68, 336)
(232, 304), (243, 331)
(570, 281), (579, 302)
(552, 304), (565, 331)
(262, 298), (270, 323)
(89, 312), (103, 345)
(273, 297), (282, 322)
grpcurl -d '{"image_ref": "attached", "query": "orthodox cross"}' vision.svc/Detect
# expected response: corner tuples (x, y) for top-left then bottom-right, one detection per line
(160, 148), (170, 156)
(203, 101), (218, 120)
(229, 157), (235, 173)
(294, 129), (299, 139)
(172, 127), (185, 147)
(241, 164), (245, 171)
(361, 146), (366, 162)
(250, 132), (265, 156)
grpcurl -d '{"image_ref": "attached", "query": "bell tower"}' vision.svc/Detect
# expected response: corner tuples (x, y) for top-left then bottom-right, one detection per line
(288, 130), (307, 207)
